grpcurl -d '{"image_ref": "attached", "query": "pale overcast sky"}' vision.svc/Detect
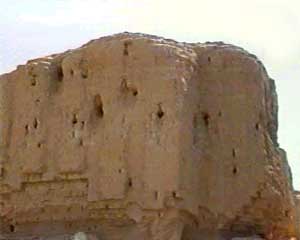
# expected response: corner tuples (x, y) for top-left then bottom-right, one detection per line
(0, 0), (299, 188)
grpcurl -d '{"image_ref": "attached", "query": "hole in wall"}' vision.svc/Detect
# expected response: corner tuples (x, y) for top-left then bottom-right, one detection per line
(192, 114), (198, 128)
(208, 56), (211, 63)
(154, 191), (159, 200)
(218, 111), (222, 117)
(79, 139), (84, 146)
(0, 166), (4, 177)
(255, 123), (260, 131)
(28, 67), (38, 86)
(81, 71), (88, 79)
(37, 142), (42, 148)
(94, 94), (104, 118)
(123, 42), (129, 56)
(30, 75), (37, 86)
(172, 191), (177, 198)
(128, 178), (133, 187)
(157, 105), (164, 119)
(33, 118), (38, 129)
(121, 77), (128, 90)
(232, 148), (236, 158)
(57, 66), (64, 82)
(285, 210), (290, 217)
(232, 166), (238, 175)
(70, 69), (74, 76)
(25, 125), (29, 135)
(202, 112), (210, 127)
(79, 59), (89, 79)
(9, 224), (15, 233)
(72, 114), (78, 125)
(121, 77), (138, 96)
(132, 88), (138, 96)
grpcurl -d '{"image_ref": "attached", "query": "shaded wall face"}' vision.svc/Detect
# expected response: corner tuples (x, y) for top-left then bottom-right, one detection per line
(178, 46), (295, 235)
(178, 47), (267, 214)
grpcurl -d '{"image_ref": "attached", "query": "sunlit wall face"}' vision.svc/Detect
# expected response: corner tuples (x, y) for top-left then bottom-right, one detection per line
(0, 0), (299, 188)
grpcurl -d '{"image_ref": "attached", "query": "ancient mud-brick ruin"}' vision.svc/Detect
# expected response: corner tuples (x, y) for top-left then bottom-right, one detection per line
(0, 33), (298, 239)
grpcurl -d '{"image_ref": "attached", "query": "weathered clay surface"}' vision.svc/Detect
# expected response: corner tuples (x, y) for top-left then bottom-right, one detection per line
(295, 191), (300, 238)
(0, 33), (297, 239)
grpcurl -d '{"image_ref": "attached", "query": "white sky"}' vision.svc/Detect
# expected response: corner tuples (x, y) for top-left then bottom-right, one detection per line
(0, 0), (299, 188)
